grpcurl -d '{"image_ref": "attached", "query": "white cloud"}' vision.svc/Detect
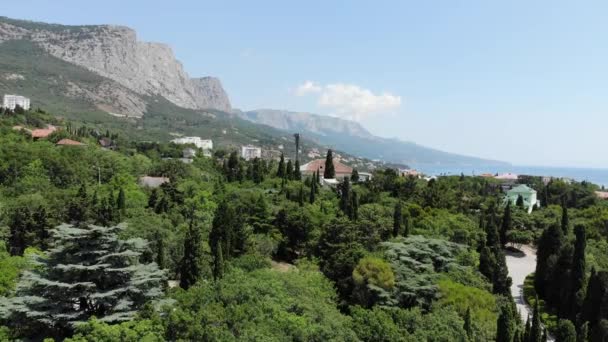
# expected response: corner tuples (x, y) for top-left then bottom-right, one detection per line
(293, 81), (402, 121)
(294, 81), (322, 96)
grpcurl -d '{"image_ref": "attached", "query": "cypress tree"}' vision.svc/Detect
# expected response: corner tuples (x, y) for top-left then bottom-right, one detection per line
(227, 151), (240, 182)
(316, 168), (321, 184)
(298, 185), (305, 207)
(479, 246), (497, 281)
(500, 202), (512, 246)
(393, 201), (402, 237)
(464, 306), (473, 340)
(497, 305), (516, 342)
(286, 160), (294, 180)
(582, 269), (608, 328)
(524, 315), (531, 342)
(309, 178), (316, 204)
(350, 190), (359, 221)
(294, 160), (301, 180)
(147, 188), (158, 209)
(324, 149), (335, 179)
(339, 177), (351, 215)
(179, 219), (203, 289)
(531, 296), (542, 342)
(68, 183), (89, 224)
(485, 215), (500, 248)
(294, 133), (300, 163)
(541, 329), (547, 342)
(568, 225), (587, 320)
(117, 188), (126, 214)
(403, 215), (410, 237)
(213, 240), (224, 280)
(277, 153), (285, 178)
(155, 232), (165, 270)
(535, 224), (564, 297)
(561, 201), (570, 236)
(351, 168), (360, 182)
(492, 249), (512, 296)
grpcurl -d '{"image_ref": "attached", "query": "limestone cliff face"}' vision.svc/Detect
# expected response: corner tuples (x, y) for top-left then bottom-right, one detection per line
(0, 18), (231, 114)
(190, 77), (231, 112)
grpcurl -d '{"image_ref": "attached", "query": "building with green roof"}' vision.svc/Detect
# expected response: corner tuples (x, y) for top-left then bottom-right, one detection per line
(505, 184), (540, 213)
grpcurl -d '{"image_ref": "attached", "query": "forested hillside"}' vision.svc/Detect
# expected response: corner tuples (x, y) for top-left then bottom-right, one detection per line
(0, 107), (606, 341)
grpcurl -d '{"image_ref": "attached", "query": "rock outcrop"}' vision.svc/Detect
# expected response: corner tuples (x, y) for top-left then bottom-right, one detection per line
(0, 17), (231, 114)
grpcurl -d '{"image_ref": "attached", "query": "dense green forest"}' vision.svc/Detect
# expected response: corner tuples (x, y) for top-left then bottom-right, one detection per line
(0, 107), (607, 341)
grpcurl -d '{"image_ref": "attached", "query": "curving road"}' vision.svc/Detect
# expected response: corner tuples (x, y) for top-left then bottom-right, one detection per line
(505, 245), (554, 341)
(505, 245), (537, 322)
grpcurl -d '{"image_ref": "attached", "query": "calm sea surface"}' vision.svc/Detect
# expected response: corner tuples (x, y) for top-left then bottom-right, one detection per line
(411, 164), (608, 188)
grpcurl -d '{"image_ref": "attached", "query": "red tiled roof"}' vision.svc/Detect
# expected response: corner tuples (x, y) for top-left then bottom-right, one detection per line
(56, 138), (84, 146)
(31, 125), (57, 138)
(301, 158), (353, 174)
(596, 191), (608, 200)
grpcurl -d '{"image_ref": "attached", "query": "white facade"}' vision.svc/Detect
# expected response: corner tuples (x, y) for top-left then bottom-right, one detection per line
(241, 145), (262, 160)
(3, 95), (30, 110)
(171, 136), (213, 150)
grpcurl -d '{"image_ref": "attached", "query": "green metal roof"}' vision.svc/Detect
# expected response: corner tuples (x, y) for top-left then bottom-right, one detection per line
(507, 184), (536, 194)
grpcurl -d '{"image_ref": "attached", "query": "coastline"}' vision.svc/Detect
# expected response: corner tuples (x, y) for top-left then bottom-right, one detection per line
(411, 164), (608, 187)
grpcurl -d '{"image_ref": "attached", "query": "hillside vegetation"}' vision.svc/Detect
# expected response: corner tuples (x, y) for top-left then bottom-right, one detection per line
(0, 107), (605, 341)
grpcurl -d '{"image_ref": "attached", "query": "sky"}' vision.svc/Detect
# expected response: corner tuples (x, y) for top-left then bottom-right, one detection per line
(2, 0), (608, 168)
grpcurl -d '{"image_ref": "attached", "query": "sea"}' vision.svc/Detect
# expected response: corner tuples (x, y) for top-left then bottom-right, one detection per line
(411, 164), (608, 188)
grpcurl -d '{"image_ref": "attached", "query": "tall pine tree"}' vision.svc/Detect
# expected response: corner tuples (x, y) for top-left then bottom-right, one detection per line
(393, 201), (402, 237)
(277, 153), (286, 178)
(324, 149), (335, 179)
(179, 218), (204, 290)
(500, 202), (512, 246)
(561, 201), (570, 236)
(3, 224), (165, 336)
(568, 224), (586, 320)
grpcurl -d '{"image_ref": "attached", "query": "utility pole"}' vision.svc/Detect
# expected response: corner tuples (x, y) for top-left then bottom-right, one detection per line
(294, 133), (300, 163)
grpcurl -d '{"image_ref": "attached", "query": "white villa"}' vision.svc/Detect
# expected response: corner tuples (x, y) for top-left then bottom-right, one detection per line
(3, 94), (30, 110)
(505, 185), (540, 213)
(241, 145), (262, 160)
(171, 137), (213, 150)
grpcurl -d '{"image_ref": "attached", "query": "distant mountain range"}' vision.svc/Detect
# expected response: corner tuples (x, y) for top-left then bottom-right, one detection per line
(0, 16), (508, 168)
(239, 109), (508, 167)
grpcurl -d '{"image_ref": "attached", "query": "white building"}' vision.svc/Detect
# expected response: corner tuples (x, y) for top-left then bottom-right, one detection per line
(171, 137), (213, 150)
(241, 145), (262, 160)
(3, 95), (30, 110)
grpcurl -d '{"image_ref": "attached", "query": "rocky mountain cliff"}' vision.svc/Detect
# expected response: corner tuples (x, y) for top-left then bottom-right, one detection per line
(0, 17), (231, 116)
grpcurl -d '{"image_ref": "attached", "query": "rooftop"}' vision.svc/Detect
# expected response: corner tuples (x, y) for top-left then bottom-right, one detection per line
(300, 158), (353, 174)
(56, 138), (84, 146)
(507, 184), (536, 194)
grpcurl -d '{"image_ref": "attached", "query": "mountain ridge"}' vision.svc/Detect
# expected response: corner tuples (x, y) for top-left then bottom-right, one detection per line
(0, 16), (507, 168)
(240, 109), (509, 167)
(0, 16), (231, 115)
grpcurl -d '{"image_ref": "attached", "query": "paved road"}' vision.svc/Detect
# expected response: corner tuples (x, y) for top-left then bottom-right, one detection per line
(505, 245), (554, 341)
(505, 245), (536, 322)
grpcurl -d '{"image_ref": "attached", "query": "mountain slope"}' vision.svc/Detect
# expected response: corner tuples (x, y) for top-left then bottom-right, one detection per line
(241, 109), (508, 167)
(0, 39), (389, 172)
(0, 16), (231, 115)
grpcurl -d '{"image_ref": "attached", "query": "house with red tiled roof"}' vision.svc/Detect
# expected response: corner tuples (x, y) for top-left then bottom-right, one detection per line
(596, 191), (608, 200)
(56, 138), (85, 146)
(138, 176), (170, 188)
(31, 125), (57, 139)
(300, 158), (353, 179)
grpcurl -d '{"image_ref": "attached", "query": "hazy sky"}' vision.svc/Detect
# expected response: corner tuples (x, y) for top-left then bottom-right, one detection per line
(2, 0), (608, 168)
